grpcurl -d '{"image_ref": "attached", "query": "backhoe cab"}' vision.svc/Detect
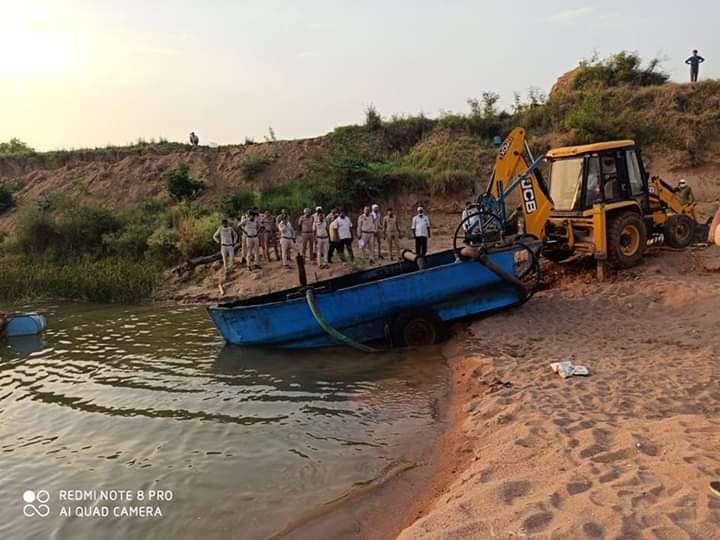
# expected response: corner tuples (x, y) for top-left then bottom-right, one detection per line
(482, 128), (702, 275)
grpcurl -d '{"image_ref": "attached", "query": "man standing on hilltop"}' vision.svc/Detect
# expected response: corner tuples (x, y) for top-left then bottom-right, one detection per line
(686, 50), (705, 82)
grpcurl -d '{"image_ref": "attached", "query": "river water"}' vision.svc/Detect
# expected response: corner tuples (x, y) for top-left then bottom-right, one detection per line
(0, 303), (448, 540)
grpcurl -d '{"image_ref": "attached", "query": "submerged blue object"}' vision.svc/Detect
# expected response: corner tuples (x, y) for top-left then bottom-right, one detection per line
(208, 246), (528, 349)
(4, 313), (48, 337)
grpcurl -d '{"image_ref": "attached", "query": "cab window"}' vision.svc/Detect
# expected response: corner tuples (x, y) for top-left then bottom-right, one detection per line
(584, 156), (601, 207)
(625, 150), (645, 195)
(549, 158), (583, 211)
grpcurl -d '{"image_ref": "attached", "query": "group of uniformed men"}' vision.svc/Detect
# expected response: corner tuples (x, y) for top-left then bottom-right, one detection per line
(212, 205), (433, 273)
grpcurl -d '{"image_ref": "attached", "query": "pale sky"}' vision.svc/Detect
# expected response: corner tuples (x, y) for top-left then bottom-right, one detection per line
(1, 0), (717, 151)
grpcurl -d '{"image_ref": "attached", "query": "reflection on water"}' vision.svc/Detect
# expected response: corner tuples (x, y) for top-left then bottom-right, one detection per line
(0, 302), (447, 540)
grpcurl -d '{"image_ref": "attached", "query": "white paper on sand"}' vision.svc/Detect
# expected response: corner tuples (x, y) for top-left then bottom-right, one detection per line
(550, 361), (590, 378)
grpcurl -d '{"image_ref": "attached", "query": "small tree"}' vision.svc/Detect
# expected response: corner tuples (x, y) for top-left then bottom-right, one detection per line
(264, 126), (277, 143)
(0, 138), (35, 155)
(165, 163), (206, 202)
(365, 105), (382, 131)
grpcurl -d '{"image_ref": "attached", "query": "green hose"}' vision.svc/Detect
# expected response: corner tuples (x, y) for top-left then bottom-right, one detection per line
(305, 289), (380, 354)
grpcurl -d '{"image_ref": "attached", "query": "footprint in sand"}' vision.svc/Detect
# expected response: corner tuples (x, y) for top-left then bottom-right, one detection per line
(582, 521), (603, 539)
(500, 480), (530, 505)
(566, 477), (593, 495)
(522, 511), (553, 534)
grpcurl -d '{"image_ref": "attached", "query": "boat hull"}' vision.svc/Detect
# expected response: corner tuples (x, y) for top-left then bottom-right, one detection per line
(208, 247), (524, 349)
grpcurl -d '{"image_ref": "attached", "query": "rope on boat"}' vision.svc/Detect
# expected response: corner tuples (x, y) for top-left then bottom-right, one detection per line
(305, 289), (380, 354)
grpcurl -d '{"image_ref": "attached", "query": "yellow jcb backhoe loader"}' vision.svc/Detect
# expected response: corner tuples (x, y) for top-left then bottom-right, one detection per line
(480, 127), (703, 277)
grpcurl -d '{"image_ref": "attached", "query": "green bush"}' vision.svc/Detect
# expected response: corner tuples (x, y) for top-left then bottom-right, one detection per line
(0, 185), (14, 212)
(165, 162), (206, 201)
(0, 137), (35, 155)
(573, 51), (669, 90)
(176, 211), (222, 259)
(222, 190), (258, 217)
(563, 91), (633, 143)
(102, 200), (169, 259)
(365, 105), (382, 131)
(240, 156), (273, 179)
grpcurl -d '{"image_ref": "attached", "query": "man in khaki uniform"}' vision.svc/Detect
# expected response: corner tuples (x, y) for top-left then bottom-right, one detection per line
(327, 208), (340, 263)
(313, 211), (330, 268)
(357, 206), (377, 263)
(297, 207), (315, 260)
(383, 208), (401, 260)
(371, 204), (384, 259)
(260, 210), (279, 262)
(278, 214), (295, 268)
(241, 210), (261, 271)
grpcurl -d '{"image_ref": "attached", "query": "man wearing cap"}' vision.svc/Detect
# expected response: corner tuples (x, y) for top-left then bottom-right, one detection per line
(685, 50), (705, 83)
(260, 210), (279, 262)
(327, 208), (340, 263)
(675, 179), (695, 204)
(357, 206), (377, 263)
(240, 210), (261, 271)
(298, 208), (315, 260)
(313, 210), (330, 268)
(411, 207), (431, 257)
(212, 219), (239, 273)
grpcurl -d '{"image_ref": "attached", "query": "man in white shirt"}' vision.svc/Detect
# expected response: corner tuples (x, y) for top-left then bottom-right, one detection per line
(212, 219), (238, 272)
(240, 210), (261, 271)
(357, 206), (377, 263)
(411, 207), (431, 257)
(277, 214), (295, 268)
(331, 209), (354, 262)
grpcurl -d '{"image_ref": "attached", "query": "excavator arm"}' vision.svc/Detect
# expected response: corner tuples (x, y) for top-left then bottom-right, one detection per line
(648, 176), (699, 222)
(484, 128), (554, 240)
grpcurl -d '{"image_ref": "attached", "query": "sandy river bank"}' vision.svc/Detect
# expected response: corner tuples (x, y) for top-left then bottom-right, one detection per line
(396, 245), (720, 539)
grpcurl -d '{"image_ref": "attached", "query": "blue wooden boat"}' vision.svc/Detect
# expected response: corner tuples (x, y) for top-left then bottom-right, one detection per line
(1, 313), (48, 337)
(208, 242), (539, 349)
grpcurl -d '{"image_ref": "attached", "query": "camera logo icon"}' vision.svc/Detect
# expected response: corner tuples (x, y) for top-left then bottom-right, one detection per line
(23, 490), (50, 517)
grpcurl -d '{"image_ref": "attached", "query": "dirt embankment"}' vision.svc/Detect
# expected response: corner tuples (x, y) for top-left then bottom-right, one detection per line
(0, 137), (327, 232)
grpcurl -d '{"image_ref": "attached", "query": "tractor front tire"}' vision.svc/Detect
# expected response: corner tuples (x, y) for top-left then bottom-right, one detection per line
(664, 214), (695, 249)
(607, 211), (647, 268)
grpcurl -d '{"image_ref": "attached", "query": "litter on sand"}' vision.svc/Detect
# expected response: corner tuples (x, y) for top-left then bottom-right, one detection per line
(710, 481), (720, 497)
(550, 361), (590, 378)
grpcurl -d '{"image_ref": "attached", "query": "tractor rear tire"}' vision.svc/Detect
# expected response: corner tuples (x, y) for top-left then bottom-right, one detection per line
(664, 214), (695, 249)
(607, 211), (647, 268)
(389, 308), (446, 347)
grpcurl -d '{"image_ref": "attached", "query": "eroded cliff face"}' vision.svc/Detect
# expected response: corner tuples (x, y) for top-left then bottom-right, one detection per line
(0, 136), (327, 231)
